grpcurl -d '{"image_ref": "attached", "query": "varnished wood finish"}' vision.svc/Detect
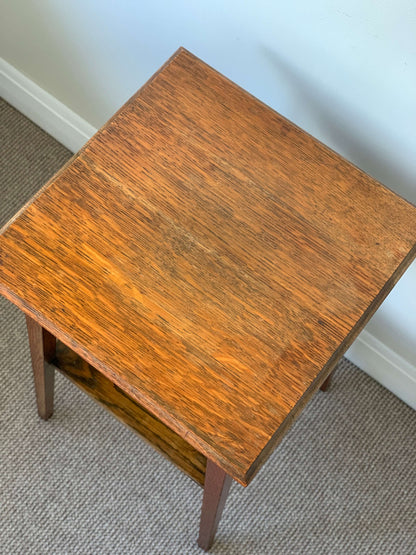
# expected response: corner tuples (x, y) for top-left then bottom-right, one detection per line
(198, 460), (232, 551)
(52, 340), (207, 485)
(1, 48), (416, 486)
(25, 315), (54, 419)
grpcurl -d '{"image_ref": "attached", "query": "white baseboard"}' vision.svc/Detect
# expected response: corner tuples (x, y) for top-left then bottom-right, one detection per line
(1, 58), (415, 410)
(0, 57), (97, 152)
(346, 330), (416, 410)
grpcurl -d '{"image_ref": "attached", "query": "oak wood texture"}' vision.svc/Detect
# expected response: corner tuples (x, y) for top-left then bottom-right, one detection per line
(25, 315), (55, 419)
(1, 48), (416, 486)
(52, 339), (207, 485)
(198, 460), (232, 551)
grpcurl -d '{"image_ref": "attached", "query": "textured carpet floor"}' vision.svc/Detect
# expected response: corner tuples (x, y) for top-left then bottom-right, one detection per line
(0, 98), (415, 554)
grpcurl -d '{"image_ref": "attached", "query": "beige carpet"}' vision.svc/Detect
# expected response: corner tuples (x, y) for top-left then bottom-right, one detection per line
(0, 98), (415, 554)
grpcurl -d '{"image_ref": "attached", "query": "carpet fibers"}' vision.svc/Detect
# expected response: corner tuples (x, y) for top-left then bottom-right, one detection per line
(0, 99), (415, 554)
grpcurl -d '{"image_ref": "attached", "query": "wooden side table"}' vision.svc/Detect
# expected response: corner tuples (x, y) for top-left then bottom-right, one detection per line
(1, 48), (415, 551)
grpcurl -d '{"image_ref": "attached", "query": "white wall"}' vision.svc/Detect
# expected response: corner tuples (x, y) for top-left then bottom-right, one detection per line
(1, 1), (416, 403)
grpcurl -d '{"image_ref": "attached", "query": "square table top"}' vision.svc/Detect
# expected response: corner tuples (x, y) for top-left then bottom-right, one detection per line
(1, 48), (415, 486)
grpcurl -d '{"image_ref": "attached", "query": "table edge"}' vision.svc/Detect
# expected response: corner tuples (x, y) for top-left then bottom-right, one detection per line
(1, 242), (415, 486)
(243, 243), (416, 484)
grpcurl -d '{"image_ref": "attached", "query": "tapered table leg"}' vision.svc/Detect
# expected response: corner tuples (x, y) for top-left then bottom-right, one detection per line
(198, 459), (232, 551)
(320, 371), (333, 392)
(25, 315), (55, 420)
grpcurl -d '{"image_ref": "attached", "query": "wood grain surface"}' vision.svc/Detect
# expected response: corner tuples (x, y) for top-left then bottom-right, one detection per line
(53, 340), (207, 485)
(1, 48), (415, 485)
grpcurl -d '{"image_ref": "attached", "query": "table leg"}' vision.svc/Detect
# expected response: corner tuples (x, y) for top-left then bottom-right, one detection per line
(198, 459), (232, 551)
(25, 315), (55, 420)
(320, 371), (333, 392)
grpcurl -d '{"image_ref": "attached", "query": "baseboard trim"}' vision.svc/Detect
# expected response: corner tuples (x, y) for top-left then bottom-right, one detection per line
(0, 58), (97, 152)
(346, 330), (416, 410)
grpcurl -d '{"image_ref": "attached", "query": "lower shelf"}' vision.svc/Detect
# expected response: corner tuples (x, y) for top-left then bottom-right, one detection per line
(51, 341), (207, 486)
